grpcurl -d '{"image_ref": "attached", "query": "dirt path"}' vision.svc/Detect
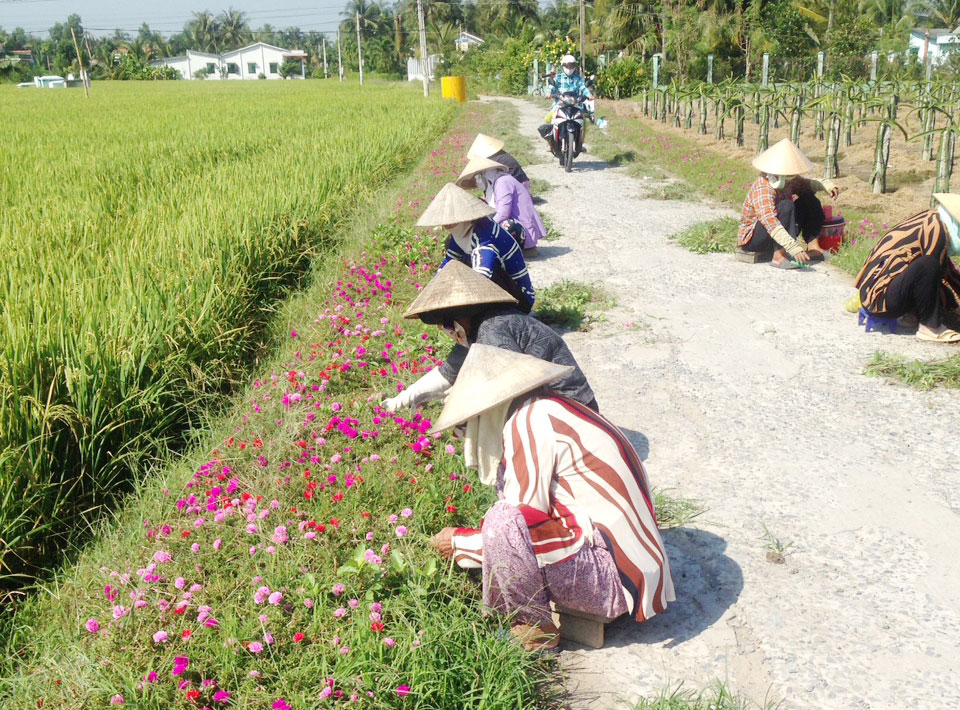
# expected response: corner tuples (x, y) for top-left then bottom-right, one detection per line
(493, 97), (960, 709)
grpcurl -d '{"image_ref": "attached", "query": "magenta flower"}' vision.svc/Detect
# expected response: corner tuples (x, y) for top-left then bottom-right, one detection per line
(396, 685), (411, 697)
(173, 656), (189, 676)
(273, 701), (292, 710)
(213, 690), (231, 703)
(85, 619), (99, 634)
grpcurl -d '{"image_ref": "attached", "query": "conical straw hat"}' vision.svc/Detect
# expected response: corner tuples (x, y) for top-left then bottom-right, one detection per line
(429, 344), (574, 434)
(403, 260), (517, 320)
(456, 156), (506, 189)
(416, 183), (495, 227)
(467, 133), (505, 159)
(751, 138), (815, 176)
(933, 193), (960, 222)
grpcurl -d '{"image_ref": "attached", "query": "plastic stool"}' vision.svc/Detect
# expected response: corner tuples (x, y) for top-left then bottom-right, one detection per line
(858, 307), (898, 334)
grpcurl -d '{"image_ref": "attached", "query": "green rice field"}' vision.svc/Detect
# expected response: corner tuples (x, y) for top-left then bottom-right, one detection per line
(0, 81), (457, 587)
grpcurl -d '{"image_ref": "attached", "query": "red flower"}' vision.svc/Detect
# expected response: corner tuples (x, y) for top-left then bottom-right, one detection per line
(186, 689), (201, 702)
(370, 622), (384, 633)
(293, 632), (305, 643)
(182, 629), (192, 639)
(446, 505), (457, 514)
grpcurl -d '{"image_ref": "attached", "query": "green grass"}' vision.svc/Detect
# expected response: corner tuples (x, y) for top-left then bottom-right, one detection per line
(533, 280), (615, 331)
(0, 102), (568, 709)
(671, 218), (740, 255)
(529, 177), (552, 194)
(0, 81), (460, 588)
(865, 351), (960, 390)
(626, 681), (774, 710)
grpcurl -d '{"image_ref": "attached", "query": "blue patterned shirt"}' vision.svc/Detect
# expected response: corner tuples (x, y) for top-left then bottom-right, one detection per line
(441, 217), (535, 310)
(552, 72), (593, 100)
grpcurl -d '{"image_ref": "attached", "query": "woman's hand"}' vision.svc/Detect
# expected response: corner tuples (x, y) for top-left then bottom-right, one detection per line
(430, 528), (456, 560)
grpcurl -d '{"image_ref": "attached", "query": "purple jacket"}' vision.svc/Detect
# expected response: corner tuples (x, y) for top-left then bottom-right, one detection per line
(490, 174), (546, 248)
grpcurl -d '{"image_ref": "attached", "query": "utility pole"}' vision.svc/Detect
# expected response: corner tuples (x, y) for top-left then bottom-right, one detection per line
(337, 29), (343, 82)
(356, 11), (364, 85)
(579, 0), (585, 68)
(70, 27), (90, 98)
(322, 37), (328, 78)
(417, 0), (429, 96)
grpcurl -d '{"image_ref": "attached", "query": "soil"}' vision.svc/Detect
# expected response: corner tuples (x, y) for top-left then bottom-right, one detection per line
(609, 99), (941, 228)
(489, 96), (960, 709)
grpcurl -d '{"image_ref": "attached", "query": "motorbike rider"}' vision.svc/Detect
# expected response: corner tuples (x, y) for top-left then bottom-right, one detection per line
(538, 54), (594, 155)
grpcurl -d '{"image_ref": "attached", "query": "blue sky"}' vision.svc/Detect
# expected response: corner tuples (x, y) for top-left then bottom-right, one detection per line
(0, 1), (348, 37)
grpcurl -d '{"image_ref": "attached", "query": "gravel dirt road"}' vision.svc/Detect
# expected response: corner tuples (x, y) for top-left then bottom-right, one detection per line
(494, 97), (960, 710)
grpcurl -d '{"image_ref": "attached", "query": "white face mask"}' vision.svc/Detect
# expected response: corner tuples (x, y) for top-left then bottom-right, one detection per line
(446, 222), (474, 253)
(768, 174), (786, 190)
(563, 66), (575, 77)
(938, 205), (960, 256)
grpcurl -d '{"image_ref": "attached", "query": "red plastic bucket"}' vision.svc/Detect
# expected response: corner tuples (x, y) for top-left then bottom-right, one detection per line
(819, 205), (845, 253)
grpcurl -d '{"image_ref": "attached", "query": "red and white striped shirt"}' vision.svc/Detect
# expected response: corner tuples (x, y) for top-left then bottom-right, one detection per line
(451, 395), (675, 622)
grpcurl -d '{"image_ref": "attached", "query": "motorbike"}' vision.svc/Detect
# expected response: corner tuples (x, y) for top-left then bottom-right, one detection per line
(544, 75), (597, 173)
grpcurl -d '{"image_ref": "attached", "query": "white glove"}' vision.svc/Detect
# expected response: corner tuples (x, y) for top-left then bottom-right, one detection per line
(382, 368), (452, 412)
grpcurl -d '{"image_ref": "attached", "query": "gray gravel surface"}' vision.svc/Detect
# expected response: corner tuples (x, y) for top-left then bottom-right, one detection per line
(493, 97), (960, 710)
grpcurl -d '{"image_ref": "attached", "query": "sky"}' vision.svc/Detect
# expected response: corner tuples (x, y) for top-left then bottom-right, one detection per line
(0, 0), (349, 37)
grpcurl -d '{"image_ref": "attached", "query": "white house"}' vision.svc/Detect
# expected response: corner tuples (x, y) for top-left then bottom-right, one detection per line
(908, 27), (960, 64)
(149, 50), (220, 80)
(454, 31), (484, 53)
(150, 42), (307, 80)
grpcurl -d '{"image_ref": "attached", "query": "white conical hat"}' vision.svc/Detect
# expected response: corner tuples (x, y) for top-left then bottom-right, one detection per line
(467, 133), (505, 159)
(402, 260), (517, 320)
(429, 344), (574, 434)
(751, 138), (815, 176)
(416, 183), (495, 227)
(933, 193), (960, 222)
(456, 156), (507, 189)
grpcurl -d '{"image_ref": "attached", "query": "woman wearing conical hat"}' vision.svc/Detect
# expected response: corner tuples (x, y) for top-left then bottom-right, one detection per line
(381, 260), (597, 412)
(738, 138), (841, 269)
(854, 193), (960, 343)
(418, 183), (536, 312)
(467, 133), (531, 191)
(426, 345), (674, 652)
(457, 156), (546, 257)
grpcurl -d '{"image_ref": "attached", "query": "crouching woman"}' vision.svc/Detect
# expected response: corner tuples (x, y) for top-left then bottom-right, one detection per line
(428, 345), (675, 651)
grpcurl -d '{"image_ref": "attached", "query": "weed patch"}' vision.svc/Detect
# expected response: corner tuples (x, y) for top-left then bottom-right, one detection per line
(534, 281), (615, 331)
(865, 351), (960, 390)
(672, 218), (740, 254)
(653, 489), (706, 529)
(626, 681), (773, 710)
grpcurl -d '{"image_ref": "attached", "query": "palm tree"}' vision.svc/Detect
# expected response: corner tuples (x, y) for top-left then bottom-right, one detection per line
(342, 0), (387, 34)
(910, 0), (960, 26)
(859, 0), (914, 29)
(218, 8), (250, 50)
(189, 11), (219, 53)
(476, 0), (539, 36)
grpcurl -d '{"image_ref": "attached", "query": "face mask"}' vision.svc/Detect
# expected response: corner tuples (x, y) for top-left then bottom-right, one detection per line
(768, 174), (786, 190)
(563, 66), (575, 77)
(474, 174), (486, 190)
(938, 205), (960, 256)
(446, 222), (473, 253)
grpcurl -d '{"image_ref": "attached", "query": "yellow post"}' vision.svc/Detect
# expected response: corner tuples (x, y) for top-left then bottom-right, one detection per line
(440, 76), (467, 104)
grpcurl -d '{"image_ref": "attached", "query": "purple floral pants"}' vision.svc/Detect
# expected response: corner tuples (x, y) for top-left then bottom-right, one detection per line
(480, 501), (629, 627)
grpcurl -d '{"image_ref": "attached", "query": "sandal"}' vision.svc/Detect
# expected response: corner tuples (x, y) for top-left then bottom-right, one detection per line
(916, 326), (960, 343)
(510, 623), (560, 652)
(806, 250), (825, 262)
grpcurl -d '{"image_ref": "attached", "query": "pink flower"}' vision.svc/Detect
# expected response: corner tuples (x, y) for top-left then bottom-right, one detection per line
(400, 508), (413, 518)
(333, 607), (347, 618)
(395, 525), (408, 538)
(112, 605), (129, 619)
(268, 591), (283, 606)
(248, 641), (264, 654)
(213, 690), (231, 703)
(109, 695), (125, 705)
(348, 598), (359, 609)
(384, 637), (396, 647)
(213, 538), (222, 550)
(396, 685), (411, 697)
(174, 577), (186, 590)
(85, 619), (99, 633)
(153, 630), (169, 644)
(331, 584), (345, 596)
(304, 598), (314, 608)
